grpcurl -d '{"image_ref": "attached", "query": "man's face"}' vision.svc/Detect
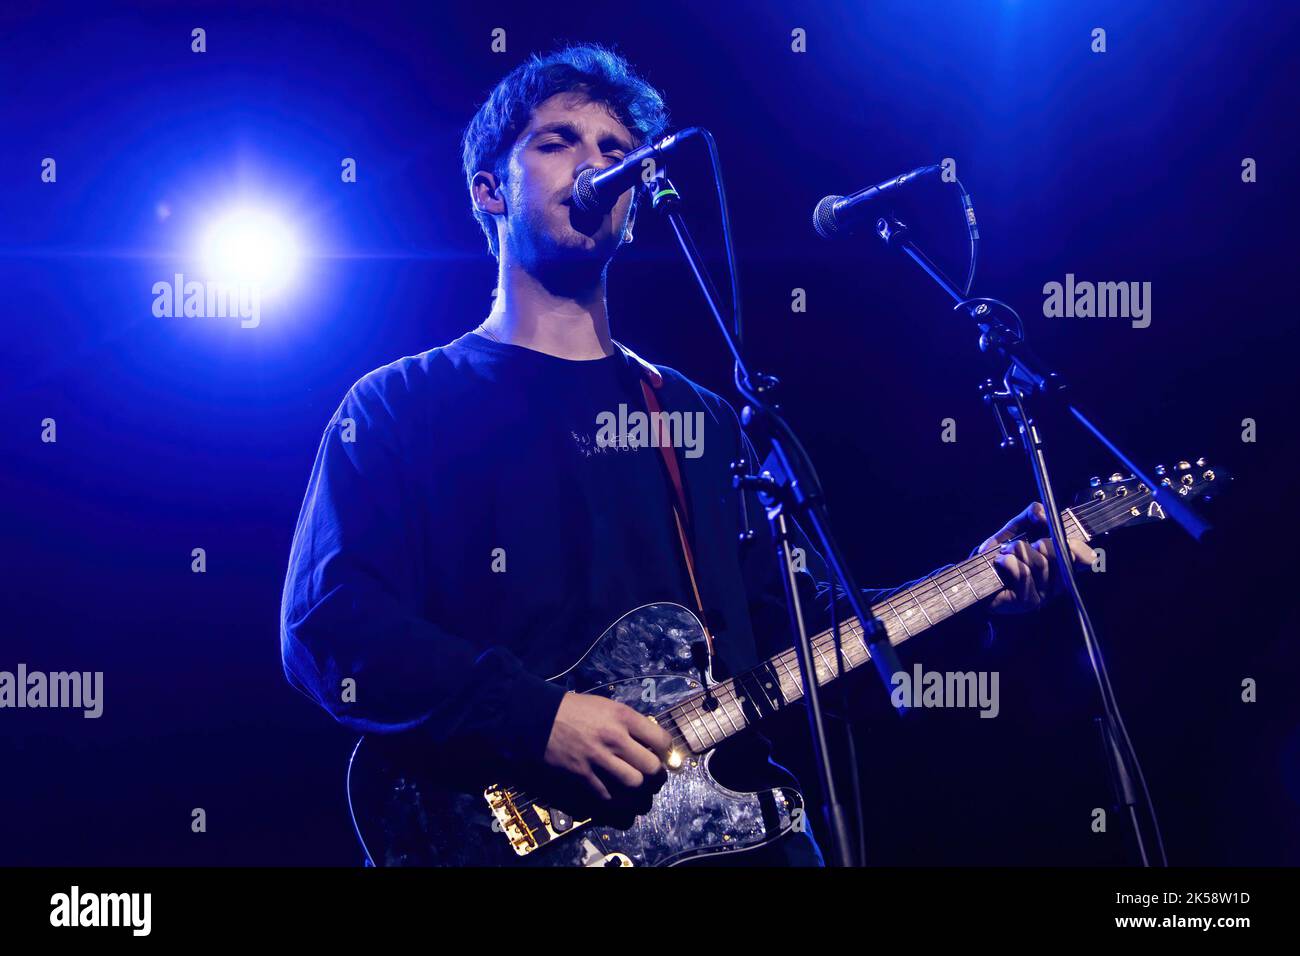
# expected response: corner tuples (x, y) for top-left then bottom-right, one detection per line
(495, 92), (638, 270)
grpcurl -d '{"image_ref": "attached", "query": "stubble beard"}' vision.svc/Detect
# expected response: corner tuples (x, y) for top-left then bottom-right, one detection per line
(515, 201), (617, 297)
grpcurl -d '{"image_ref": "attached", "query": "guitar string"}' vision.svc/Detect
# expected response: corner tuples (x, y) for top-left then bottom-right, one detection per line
(505, 549), (1006, 812)
(503, 489), (1167, 814)
(506, 555), (997, 810)
(506, 504), (1104, 810)
(508, 520), (1099, 811)
(723, 488), (1172, 715)
(678, 487), (1171, 723)
(678, 490), (1172, 744)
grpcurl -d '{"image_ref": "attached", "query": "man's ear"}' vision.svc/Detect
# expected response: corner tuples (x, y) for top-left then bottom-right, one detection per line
(472, 171), (505, 215)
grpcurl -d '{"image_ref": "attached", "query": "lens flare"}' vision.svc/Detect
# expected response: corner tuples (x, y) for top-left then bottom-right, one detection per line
(200, 208), (301, 293)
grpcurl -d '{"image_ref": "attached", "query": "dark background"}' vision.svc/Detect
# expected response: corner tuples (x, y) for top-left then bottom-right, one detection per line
(1, 0), (1296, 865)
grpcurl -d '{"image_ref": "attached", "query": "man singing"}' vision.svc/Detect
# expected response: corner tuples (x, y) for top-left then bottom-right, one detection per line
(280, 43), (1093, 866)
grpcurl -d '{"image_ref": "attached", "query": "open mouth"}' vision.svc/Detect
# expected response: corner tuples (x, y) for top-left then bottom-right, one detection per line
(562, 196), (605, 235)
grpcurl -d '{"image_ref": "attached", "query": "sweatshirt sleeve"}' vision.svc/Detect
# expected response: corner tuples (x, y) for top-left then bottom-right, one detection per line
(279, 375), (566, 765)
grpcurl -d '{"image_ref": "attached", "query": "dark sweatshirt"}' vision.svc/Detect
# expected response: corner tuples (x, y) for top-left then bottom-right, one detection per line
(279, 331), (896, 767)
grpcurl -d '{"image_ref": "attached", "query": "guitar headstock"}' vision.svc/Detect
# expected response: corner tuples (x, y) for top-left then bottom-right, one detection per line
(1069, 457), (1228, 538)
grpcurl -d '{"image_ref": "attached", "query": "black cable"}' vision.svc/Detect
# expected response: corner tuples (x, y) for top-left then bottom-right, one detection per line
(955, 177), (979, 296)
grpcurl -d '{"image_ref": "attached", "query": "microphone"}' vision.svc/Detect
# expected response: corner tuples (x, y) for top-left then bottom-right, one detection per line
(572, 127), (696, 213)
(813, 164), (943, 239)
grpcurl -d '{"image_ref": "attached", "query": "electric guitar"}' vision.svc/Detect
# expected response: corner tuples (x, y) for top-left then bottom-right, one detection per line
(347, 461), (1223, 866)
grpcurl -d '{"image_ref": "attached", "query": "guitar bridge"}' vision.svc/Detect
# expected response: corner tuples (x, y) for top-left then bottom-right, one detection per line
(484, 785), (589, 857)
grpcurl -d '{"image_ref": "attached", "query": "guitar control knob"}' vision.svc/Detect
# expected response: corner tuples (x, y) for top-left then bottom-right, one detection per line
(1181, 474), (1194, 486)
(1195, 457), (1207, 467)
(1089, 476), (1101, 488)
(1203, 469), (1215, 481)
(1176, 461), (1192, 471)
(1108, 472), (1124, 482)
(1093, 489), (1106, 500)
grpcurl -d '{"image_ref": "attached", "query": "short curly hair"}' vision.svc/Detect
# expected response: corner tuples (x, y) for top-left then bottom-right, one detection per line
(461, 43), (671, 260)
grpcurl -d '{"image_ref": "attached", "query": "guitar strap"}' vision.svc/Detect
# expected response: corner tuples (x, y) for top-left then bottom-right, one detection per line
(616, 342), (716, 662)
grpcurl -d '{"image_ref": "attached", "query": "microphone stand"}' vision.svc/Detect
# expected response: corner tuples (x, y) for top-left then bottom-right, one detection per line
(642, 160), (904, 868)
(873, 214), (1178, 866)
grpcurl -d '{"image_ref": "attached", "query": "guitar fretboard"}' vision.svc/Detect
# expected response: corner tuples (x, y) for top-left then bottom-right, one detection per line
(667, 509), (1090, 752)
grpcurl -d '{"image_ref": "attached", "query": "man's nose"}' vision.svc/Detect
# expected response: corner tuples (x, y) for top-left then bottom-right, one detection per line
(573, 145), (618, 178)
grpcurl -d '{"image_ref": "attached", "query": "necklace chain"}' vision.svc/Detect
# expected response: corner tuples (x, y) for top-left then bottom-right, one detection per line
(476, 322), (501, 343)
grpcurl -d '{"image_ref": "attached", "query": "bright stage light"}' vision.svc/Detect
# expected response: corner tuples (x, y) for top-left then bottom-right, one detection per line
(200, 208), (301, 294)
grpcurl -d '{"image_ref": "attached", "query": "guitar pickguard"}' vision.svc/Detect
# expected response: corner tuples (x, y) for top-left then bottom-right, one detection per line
(349, 603), (803, 866)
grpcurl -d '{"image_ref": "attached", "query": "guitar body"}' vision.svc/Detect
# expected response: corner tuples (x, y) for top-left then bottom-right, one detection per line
(348, 602), (804, 867)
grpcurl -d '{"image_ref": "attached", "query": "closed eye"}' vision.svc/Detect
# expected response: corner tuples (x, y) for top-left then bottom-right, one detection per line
(538, 142), (624, 161)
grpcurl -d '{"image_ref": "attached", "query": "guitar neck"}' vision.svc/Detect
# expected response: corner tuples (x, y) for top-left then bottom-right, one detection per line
(667, 507), (1092, 753)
